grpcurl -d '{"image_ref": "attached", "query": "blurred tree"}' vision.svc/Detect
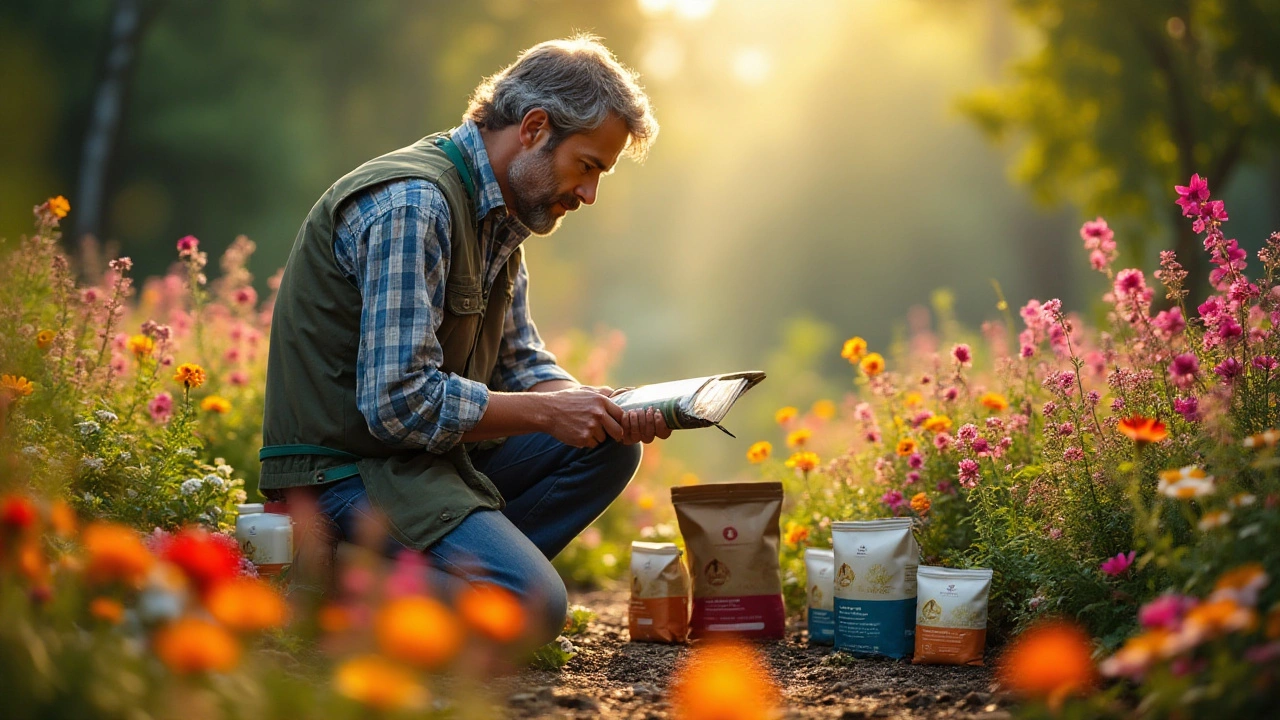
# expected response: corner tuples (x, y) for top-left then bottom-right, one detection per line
(959, 0), (1280, 288)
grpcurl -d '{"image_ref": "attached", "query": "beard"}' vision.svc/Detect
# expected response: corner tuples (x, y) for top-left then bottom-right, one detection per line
(507, 145), (579, 235)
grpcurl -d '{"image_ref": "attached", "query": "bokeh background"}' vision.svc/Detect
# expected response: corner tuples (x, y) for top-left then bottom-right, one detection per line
(5, 0), (1279, 478)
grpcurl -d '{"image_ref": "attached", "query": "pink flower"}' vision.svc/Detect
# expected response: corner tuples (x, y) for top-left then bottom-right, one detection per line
(1173, 396), (1199, 422)
(1057, 422), (1075, 437)
(957, 458), (980, 487)
(905, 471), (920, 485)
(943, 386), (959, 402)
(1042, 401), (1058, 416)
(952, 344), (972, 367)
(1139, 594), (1194, 630)
(148, 392), (174, 423)
(1168, 353), (1199, 389)
(971, 437), (990, 455)
(1080, 217), (1115, 250)
(229, 370), (250, 387)
(908, 453), (924, 469)
(233, 286), (258, 307)
(1215, 357), (1244, 380)
(881, 490), (905, 511)
(1152, 307), (1186, 337)
(933, 432), (953, 451)
(177, 235), (200, 258)
(1252, 355), (1279, 373)
(957, 424), (979, 443)
(1048, 527), (1063, 540)
(1063, 446), (1084, 462)
(1113, 268), (1147, 296)
(936, 480), (955, 495)
(1174, 174), (1210, 216)
(865, 429), (882, 444)
(1040, 299), (1063, 323)
(1100, 550), (1136, 577)
(81, 287), (100, 304)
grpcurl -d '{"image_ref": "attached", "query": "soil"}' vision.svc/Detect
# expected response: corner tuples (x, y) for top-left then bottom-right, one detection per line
(495, 588), (1008, 719)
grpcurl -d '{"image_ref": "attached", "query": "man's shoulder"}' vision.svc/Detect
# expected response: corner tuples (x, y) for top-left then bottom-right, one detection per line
(337, 178), (451, 235)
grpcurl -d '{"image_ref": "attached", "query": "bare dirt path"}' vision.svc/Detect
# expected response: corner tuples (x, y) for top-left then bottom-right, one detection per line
(496, 588), (1012, 719)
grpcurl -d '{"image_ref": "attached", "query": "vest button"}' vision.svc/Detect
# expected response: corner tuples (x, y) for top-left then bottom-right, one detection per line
(313, 470), (325, 482)
(439, 511), (452, 521)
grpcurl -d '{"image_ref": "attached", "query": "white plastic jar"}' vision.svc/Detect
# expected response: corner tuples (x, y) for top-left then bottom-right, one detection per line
(234, 503), (293, 578)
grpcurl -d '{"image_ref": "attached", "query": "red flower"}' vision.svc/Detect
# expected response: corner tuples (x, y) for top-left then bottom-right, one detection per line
(1, 495), (38, 531)
(1117, 416), (1167, 445)
(160, 527), (243, 594)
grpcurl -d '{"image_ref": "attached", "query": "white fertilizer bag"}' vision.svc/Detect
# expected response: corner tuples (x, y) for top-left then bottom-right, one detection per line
(831, 518), (920, 658)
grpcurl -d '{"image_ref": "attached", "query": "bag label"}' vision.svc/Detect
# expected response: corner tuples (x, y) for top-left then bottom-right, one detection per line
(834, 596), (915, 658)
(691, 594), (786, 638)
(808, 607), (835, 644)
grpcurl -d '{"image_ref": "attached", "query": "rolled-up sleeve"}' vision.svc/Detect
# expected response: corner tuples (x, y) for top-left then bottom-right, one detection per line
(489, 256), (577, 392)
(335, 180), (490, 453)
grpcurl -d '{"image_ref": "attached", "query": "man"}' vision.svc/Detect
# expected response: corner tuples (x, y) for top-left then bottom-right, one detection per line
(259, 35), (666, 646)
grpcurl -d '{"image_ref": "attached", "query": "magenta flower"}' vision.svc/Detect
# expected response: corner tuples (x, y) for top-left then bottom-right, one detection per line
(1057, 422), (1075, 437)
(1174, 174), (1210, 216)
(176, 235), (200, 258)
(957, 458), (980, 487)
(1252, 355), (1279, 373)
(933, 432), (953, 451)
(971, 437), (990, 455)
(148, 392), (174, 423)
(952, 343), (972, 367)
(881, 490), (905, 511)
(936, 480), (955, 495)
(1139, 593), (1194, 630)
(957, 423), (979, 443)
(1173, 396), (1200, 422)
(1100, 550), (1136, 577)
(908, 452), (924, 469)
(1168, 353), (1199, 389)
(1113, 268), (1147, 296)
(905, 471), (920, 485)
(1152, 307), (1186, 337)
(1214, 356), (1244, 382)
(1063, 446), (1084, 462)
(1080, 217), (1115, 250)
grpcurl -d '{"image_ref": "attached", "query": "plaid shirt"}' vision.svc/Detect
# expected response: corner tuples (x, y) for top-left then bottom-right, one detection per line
(333, 120), (574, 454)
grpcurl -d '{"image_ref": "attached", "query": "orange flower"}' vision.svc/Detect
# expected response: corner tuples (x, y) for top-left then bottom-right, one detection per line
(160, 527), (242, 594)
(83, 522), (154, 586)
(1266, 605), (1280, 640)
(746, 441), (772, 464)
(46, 196), (71, 219)
(910, 492), (931, 515)
(997, 620), (1095, 707)
(318, 604), (354, 634)
(786, 428), (812, 448)
(840, 337), (868, 362)
(154, 617), (241, 674)
(173, 363), (206, 389)
(127, 334), (154, 358)
(1184, 598), (1258, 637)
(859, 352), (885, 377)
(774, 406), (798, 425)
(1, 494), (38, 531)
(200, 395), (231, 414)
(1117, 416), (1167, 445)
(979, 392), (1008, 412)
(376, 596), (463, 669)
(1, 374), (35, 399)
(334, 655), (428, 711)
(896, 438), (917, 457)
(679, 472), (700, 486)
(50, 499), (77, 538)
(784, 522), (809, 546)
(207, 578), (290, 632)
(922, 415), (952, 433)
(811, 399), (837, 420)
(35, 330), (55, 350)
(785, 451), (819, 473)
(671, 641), (779, 720)
(89, 597), (125, 624)
(458, 583), (527, 643)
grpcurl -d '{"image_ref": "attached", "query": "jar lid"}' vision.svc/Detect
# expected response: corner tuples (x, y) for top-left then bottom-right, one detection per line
(237, 503), (265, 514)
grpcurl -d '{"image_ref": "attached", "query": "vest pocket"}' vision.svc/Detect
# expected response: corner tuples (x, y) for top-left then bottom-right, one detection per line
(446, 284), (484, 315)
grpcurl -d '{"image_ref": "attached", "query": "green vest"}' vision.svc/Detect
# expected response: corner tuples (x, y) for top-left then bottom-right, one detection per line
(259, 131), (522, 551)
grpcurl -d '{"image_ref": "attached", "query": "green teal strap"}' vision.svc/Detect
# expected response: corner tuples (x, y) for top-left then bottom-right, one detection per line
(258, 444), (361, 462)
(434, 136), (477, 201)
(320, 463), (362, 483)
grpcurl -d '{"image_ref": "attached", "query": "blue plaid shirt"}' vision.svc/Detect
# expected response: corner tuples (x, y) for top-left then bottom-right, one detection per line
(333, 120), (575, 453)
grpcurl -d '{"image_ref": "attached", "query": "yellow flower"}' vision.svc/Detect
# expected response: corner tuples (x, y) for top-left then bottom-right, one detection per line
(89, 597), (125, 624)
(671, 641), (779, 720)
(200, 395), (231, 414)
(785, 451), (819, 473)
(840, 337), (868, 362)
(174, 363), (206, 389)
(811, 399), (837, 420)
(922, 415), (952, 433)
(334, 655), (428, 711)
(859, 352), (885, 377)
(1, 374), (35, 399)
(979, 392), (1008, 412)
(47, 196), (70, 219)
(774, 406), (798, 425)
(458, 583), (527, 643)
(896, 438), (918, 457)
(35, 330), (55, 350)
(154, 617), (241, 674)
(746, 441), (772, 464)
(679, 472), (700, 486)
(903, 392), (923, 408)
(637, 493), (656, 510)
(1157, 466), (1215, 499)
(786, 428), (812, 448)
(784, 522), (809, 546)
(126, 334), (154, 359)
(910, 492), (931, 515)
(375, 596), (463, 669)
(207, 578), (290, 632)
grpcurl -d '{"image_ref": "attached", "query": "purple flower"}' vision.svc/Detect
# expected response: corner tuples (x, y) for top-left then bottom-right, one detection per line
(881, 490), (905, 511)
(971, 437), (990, 455)
(1252, 355), (1279, 373)
(905, 471), (920, 485)
(1173, 396), (1200, 422)
(908, 453), (924, 469)
(957, 458), (980, 487)
(1100, 550), (1136, 577)
(1215, 357), (1244, 381)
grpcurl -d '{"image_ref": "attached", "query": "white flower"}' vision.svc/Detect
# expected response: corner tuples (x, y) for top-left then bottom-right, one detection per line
(1229, 493), (1257, 508)
(232, 490), (247, 503)
(80, 457), (105, 471)
(180, 478), (204, 495)
(203, 473), (225, 489)
(1242, 429), (1280, 448)
(177, 448), (197, 457)
(639, 525), (656, 538)
(94, 410), (118, 423)
(602, 553), (617, 567)
(1157, 466), (1215, 499)
(1197, 510), (1232, 531)
(118, 451), (132, 462)
(21, 446), (43, 457)
(77, 421), (102, 436)
(215, 463), (234, 478)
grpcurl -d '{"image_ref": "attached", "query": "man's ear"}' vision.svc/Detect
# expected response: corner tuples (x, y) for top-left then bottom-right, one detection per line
(518, 108), (551, 150)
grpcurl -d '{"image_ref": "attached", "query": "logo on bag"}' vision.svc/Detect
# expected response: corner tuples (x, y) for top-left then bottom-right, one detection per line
(810, 584), (823, 605)
(722, 526), (738, 541)
(920, 599), (943, 623)
(836, 563), (855, 588)
(855, 545), (867, 556)
(705, 558), (730, 586)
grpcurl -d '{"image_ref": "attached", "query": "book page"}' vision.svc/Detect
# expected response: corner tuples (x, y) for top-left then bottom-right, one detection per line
(611, 376), (711, 411)
(690, 377), (749, 424)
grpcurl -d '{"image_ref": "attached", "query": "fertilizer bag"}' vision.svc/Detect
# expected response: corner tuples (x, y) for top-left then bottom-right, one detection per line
(628, 541), (691, 643)
(831, 518), (920, 658)
(804, 547), (835, 645)
(671, 482), (785, 639)
(913, 566), (993, 666)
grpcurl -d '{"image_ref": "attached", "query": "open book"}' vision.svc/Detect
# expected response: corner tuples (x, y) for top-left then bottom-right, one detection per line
(610, 371), (766, 437)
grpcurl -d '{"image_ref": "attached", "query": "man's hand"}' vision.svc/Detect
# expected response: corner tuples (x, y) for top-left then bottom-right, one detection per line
(619, 407), (673, 445)
(543, 387), (626, 448)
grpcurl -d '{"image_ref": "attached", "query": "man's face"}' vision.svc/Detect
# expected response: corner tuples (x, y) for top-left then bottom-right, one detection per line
(507, 113), (629, 235)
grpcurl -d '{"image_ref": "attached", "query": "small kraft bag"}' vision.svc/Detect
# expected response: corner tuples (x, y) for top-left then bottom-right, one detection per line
(805, 547), (836, 645)
(671, 482), (785, 640)
(913, 566), (993, 666)
(628, 541), (691, 643)
(831, 518), (920, 658)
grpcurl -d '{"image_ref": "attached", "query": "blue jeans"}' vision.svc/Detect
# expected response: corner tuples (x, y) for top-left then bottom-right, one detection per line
(315, 433), (641, 645)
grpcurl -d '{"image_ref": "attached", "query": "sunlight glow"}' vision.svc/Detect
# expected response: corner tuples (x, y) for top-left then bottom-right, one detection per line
(732, 47), (772, 86)
(674, 0), (717, 20)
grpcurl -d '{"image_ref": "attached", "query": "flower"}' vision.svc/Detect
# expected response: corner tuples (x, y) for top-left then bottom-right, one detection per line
(160, 527), (242, 594)
(774, 406), (798, 425)
(895, 437), (917, 457)
(1183, 598), (1258, 639)
(909, 492), (931, 515)
(785, 428), (812, 448)
(1100, 629), (1175, 679)
(1174, 174), (1210, 216)
(49, 500), (77, 538)
(83, 522), (154, 586)
(998, 621), (1094, 706)
(1, 495), (38, 531)
(1229, 492), (1258, 508)
(784, 522), (809, 546)
(35, 330), (55, 350)
(148, 392), (174, 423)
(746, 441), (772, 464)
(1, 374), (35, 399)
(45, 195), (71, 219)
(979, 392), (1008, 412)
(457, 583), (526, 643)
(376, 596), (463, 668)
(1100, 550), (1136, 577)
(1139, 594), (1195, 630)
(840, 336), (868, 362)
(173, 363), (207, 389)
(811, 399), (837, 420)
(334, 655), (428, 711)
(1157, 466), (1216, 499)
(154, 618), (241, 674)
(176, 235), (200, 257)
(1243, 429), (1280, 449)
(89, 597), (125, 624)
(1211, 564), (1269, 606)
(206, 578), (289, 632)
(200, 395), (232, 414)
(1117, 416), (1167, 445)
(1167, 353), (1198, 389)
(957, 458), (980, 487)
(881, 490), (905, 511)
(127, 334), (154, 358)
(922, 415), (952, 433)
(859, 352), (885, 377)
(785, 451), (819, 473)
(1197, 510), (1232, 531)
(671, 641), (779, 720)
(951, 343), (972, 366)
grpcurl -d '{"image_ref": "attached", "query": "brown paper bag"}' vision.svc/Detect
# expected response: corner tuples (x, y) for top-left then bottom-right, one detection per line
(628, 541), (690, 643)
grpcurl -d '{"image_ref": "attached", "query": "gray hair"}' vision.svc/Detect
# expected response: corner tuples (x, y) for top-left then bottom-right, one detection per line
(466, 34), (659, 162)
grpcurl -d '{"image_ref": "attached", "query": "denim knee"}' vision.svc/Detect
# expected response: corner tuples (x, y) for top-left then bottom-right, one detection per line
(521, 561), (569, 645)
(592, 439), (642, 493)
